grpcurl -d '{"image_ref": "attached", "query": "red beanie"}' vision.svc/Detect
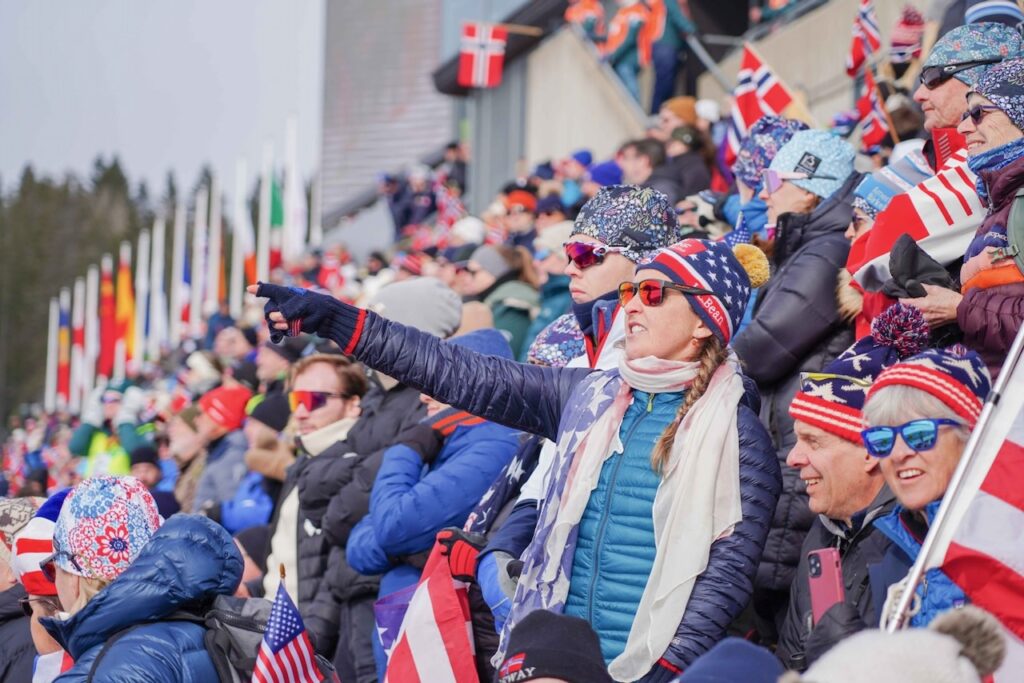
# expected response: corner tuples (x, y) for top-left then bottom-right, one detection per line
(198, 385), (253, 431)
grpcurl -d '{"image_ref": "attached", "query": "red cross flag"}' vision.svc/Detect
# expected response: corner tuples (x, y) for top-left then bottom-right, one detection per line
(458, 22), (508, 89)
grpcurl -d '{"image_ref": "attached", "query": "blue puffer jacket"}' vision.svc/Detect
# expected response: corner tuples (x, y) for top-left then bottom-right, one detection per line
(346, 420), (519, 588)
(318, 308), (781, 670)
(565, 390), (679, 663)
(870, 501), (967, 628)
(46, 515), (243, 683)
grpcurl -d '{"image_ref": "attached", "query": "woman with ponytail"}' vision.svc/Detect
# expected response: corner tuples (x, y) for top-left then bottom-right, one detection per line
(250, 188), (780, 682)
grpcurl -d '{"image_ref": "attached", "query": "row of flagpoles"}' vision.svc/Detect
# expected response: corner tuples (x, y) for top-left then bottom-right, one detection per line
(42, 117), (323, 414)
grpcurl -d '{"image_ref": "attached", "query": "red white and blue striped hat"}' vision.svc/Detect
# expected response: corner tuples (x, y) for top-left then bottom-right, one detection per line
(642, 239), (762, 344)
(12, 489), (71, 596)
(868, 345), (992, 428)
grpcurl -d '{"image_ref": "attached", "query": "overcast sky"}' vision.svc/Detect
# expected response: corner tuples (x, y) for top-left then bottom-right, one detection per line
(0, 0), (324, 201)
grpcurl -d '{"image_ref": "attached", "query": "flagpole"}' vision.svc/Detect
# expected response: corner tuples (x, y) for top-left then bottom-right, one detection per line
(169, 201), (187, 347)
(70, 277), (85, 414)
(44, 297), (58, 413)
(871, 69), (900, 145)
(230, 158), (247, 319)
(133, 229), (151, 372)
(113, 242), (132, 382)
(886, 324), (1024, 631)
(257, 141), (272, 283)
(84, 264), (99, 396)
(148, 216), (167, 362)
(191, 187), (209, 340)
(284, 116), (305, 263)
(206, 173), (222, 316)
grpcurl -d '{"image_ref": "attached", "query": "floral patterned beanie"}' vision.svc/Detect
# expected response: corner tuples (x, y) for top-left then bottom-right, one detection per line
(52, 476), (162, 581)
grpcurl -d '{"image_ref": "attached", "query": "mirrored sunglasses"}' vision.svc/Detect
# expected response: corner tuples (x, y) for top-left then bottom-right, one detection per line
(618, 279), (715, 307)
(860, 418), (962, 457)
(919, 58), (1001, 90)
(287, 390), (346, 413)
(564, 241), (630, 269)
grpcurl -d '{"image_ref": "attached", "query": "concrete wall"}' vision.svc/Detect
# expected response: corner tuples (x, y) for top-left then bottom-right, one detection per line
(524, 28), (648, 166)
(697, 0), (905, 126)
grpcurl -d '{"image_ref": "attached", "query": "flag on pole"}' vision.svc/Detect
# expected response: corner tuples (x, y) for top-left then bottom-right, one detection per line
(231, 158), (253, 318)
(257, 142), (273, 284)
(70, 277), (86, 414)
(147, 217), (167, 362)
(856, 70), (891, 152)
(114, 241), (135, 380)
(252, 582), (323, 683)
(169, 201), (188, 346)
(45, 297), (59, 413)
(382, 549), (478, 683)
(270, 178), (285, 273)
(846, 137), (983, 291)
(57, 288), (71, 409)
(724, 44), (795, 168)
(206, 174), (223, 315)
(191, 188), (209, 339)
(133, 229), (151, 370)
(283, 117), (308, 264)
(457, 22), (508, 89)
(84, 264), (99, 398)
(845, 0), (881, 77)
(98, 255), (116, 380)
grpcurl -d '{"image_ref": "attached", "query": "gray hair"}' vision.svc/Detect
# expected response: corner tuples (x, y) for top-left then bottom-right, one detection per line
(863, 385), (971, 443)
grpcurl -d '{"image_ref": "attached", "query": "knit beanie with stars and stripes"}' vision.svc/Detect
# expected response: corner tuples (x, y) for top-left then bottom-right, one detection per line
(642, 239), (770, 344)
(789, 304), (930, 444)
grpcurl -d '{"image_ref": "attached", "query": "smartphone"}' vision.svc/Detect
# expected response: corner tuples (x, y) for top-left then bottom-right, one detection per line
(808, 548), (845, 626)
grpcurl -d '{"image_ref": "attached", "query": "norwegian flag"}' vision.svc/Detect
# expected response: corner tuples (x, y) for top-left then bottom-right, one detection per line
(383, 548), (477, 683)
(845, 0), (881, 77)
(846, 132), (983, 292)
(905, 334), (1024, 680)
(724, 44), (795, 167)
(434, 180), (467, 234)
(252, 583), (323, 683)
(856, 70), (890, 152)
(458, 22), (508, 89)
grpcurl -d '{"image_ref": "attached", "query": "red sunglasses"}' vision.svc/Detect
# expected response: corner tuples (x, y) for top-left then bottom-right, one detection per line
(618, 279), (714, 307)
(564, 242), (630, 269)
(288, 390), (347, 413)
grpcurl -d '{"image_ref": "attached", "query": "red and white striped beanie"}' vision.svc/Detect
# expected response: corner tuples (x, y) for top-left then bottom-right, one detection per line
(12, 488), (71, 596)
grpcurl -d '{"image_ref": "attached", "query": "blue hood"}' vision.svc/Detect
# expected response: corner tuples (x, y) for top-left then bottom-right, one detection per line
(45, 514), (243, 659)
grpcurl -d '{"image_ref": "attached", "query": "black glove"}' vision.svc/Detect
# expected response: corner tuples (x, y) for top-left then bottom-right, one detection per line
(804, 602), (867, 665)
(254, 282), (363, 346)
(396, 423), (445, 464)
(436, 528), (487, 581)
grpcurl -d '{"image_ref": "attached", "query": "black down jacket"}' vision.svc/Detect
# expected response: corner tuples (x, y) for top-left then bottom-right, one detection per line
(308, 309), (781, 669)
(733, 172), (859, 596)
(0, 585), (35, 683)
(775, 485), (897, 671)
(300, 376), (426, 657)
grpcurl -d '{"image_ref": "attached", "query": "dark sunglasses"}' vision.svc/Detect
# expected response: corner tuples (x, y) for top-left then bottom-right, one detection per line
(919, 58), (1001, 89)
(618, 279), (715, 307)
(288, 390), (347, 413)
(39, 550), (82, 583)
(960, 104), (1002, 125)
(564, 242), (630, 269)
(860, 418), (962, 457)
(18, 595), (62, 618)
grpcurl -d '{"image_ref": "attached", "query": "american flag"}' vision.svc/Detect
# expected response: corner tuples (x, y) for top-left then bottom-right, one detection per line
(252, 584), (323, 683)
(724, 211), (751, 248)
(846, 135), (982, 292)
(724, 43), (795, 168)
(457, 22), (508, 89)
(845, 0), (881, 77)
(856, 70), (890, 152)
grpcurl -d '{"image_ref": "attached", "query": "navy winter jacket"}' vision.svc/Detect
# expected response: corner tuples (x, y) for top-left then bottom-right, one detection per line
(304, 306), (781, 670)
(46, 515), (243, 683)
(346, 420), (519, 581)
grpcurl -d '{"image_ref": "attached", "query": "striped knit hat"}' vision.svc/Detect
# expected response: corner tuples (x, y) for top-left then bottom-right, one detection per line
(790, 304), (929, 443)
(868, 345), (992, 428)
(643, 240), (769, 344)
(12, 489), (71, 596)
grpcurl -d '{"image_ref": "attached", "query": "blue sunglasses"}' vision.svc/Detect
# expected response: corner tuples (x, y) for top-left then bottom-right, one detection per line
(860, 418), (962, 457)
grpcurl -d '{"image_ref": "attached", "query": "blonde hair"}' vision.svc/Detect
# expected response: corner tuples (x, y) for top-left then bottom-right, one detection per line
(68, 575), (111, 615)
(650, 336), (730, 473)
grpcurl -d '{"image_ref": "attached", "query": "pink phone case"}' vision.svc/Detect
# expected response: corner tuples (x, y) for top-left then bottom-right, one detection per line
(808, 548), (845, 626)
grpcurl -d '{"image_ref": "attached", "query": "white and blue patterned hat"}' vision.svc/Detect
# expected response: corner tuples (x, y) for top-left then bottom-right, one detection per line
(769, 130), (855, 200)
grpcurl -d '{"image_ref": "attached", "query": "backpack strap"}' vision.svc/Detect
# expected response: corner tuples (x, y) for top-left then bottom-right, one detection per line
(85, 623), (149, 682)
(1003, 188), (1024, 273)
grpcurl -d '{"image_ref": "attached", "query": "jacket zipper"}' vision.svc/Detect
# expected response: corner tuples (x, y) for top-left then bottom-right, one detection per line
(585, 394), (657, 624)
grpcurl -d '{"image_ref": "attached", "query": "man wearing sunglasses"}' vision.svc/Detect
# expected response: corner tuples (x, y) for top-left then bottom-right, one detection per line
(775, 305), (926, 671)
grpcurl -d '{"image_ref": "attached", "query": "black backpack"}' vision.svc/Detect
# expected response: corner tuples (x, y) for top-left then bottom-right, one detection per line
(86, 595), (337, 682)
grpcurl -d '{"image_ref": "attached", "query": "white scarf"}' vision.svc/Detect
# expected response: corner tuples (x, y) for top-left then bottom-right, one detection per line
(540, 353), (744, 681)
